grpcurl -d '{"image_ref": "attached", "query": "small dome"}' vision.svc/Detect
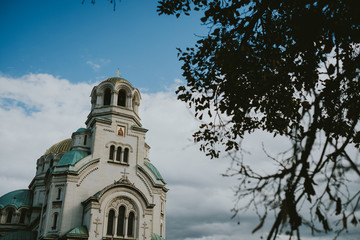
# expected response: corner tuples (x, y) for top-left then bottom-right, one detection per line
(44, 138), (72, 155)
(0, 189), (32, 209)
(144, 161), (165, 183)
(75, 128), (89, 133)
(57, 150), (89, 167)
(151, 233), (165, 240)
(64, 225), (89, 238)
(102, 77), (133, 87)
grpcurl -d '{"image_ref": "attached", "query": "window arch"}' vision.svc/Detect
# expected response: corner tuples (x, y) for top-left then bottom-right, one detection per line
(19, 210), (27, 224)
(116, 147), (122, 162)
(124, 148), (129, 163)
(117, 89), (126, 107)
(105, 198), (138, 238)
(6, 209), (14, 223)
(109, 145), (115, 160)
(128, 211), (135, 237)
(104, 88), (112, 106)
(107, 209), (115, 236)
(117, 206), (125, 236)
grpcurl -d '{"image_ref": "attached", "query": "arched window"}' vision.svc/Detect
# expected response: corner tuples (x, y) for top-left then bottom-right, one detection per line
(127, 212), (135, 237)
(109, 145), (115, 160)
(116, 147), (122, 162)
(107, 209), (115, 235)
(117, 90), (126, 107)
(52, 213), (58, 230)
(20, 210), (27, 224)
(124, 148), (129, 163)
(117, 206), (125, 236)
(104, 88), (111, 106)
(84, 135), (87, 145)
(6, 209), (13, 223)
(49, 159), (54, 168)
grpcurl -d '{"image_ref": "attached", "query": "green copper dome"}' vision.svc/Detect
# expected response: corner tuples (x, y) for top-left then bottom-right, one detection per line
(57, 150), (89, 166)
(151, 233), (165, 240)
(64, 225), (88, 238)
(0, 189), (32, 209)
(75, 128), (89, 133)
(44, 138), (72, 155)
(144, 162), (165, 183)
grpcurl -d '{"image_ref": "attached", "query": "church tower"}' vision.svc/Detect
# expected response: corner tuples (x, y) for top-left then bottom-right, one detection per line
(0, 77), (167, 240)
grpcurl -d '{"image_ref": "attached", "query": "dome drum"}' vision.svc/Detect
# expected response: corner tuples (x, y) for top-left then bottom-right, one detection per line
(71, 128), (92, 152)
(90, 77), (141, 115)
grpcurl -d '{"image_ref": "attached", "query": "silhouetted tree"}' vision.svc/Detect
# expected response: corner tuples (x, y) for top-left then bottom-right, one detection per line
(158, 0), (360, 239)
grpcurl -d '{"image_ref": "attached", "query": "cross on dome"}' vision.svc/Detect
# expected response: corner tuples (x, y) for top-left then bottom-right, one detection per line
(115, 68), (121, 77)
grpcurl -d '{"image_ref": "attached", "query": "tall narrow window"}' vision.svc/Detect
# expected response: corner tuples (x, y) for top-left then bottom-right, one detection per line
(49, 159), (54, 168)
(160, 223), (163, 237)
(117, 206), (125, 236)
(84, 135), (87, 145)
(109, 145), (115, 160)
(124, 148), (129, 163)
(127, 212), (135, 237)
(20, 210), (27, 224)
(117, 90), (126, 107)
(107, 210), (115, 235)
(116, 147), (122, 162)
(52, 213), (58, 229)
(104, 88), (111, 106)
(6, 209), (13, 223)
(57, 188), (61, 200)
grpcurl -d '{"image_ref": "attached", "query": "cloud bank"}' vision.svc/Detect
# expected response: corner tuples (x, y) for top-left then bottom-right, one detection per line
(0, 74), (357, 240)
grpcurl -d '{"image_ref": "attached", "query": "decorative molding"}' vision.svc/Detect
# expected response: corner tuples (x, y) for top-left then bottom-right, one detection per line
(77, 167), (98, 187)
(93, 217), (102, 237)
(137, 171), (153, 197)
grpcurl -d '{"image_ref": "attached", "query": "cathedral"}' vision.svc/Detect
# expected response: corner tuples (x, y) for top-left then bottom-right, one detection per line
(0, 77), (167, 240)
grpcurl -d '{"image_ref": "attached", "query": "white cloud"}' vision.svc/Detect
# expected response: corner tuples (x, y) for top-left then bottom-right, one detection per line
(0, 73), (93, 194)
(86, 60), (101, 70)
(86, 58), (111, 71)
(0, 74), (357, 240)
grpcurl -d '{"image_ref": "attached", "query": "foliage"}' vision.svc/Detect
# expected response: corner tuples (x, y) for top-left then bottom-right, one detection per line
(82, 0), (118, 11)
(158, 0), (360, 239)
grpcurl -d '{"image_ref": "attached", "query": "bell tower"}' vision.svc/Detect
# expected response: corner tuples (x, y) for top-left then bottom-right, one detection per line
(79, 76), (167, 239)
(87, 77), (141, 127)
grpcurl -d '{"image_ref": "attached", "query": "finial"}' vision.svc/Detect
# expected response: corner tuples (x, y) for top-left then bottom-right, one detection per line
(115, 68), (121, 77)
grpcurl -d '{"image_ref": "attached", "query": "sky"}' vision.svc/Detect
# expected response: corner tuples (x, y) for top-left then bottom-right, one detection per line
(0, 1), (359, 240)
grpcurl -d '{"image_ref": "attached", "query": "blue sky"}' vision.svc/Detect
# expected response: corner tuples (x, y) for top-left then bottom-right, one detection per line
(0, 0), (204, 90)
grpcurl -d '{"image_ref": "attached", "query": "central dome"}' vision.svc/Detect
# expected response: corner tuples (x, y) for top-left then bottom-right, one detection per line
(44, 138), (72, 156)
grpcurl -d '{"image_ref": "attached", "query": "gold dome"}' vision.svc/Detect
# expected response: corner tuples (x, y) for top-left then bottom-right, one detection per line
(44, 138), (72, 155)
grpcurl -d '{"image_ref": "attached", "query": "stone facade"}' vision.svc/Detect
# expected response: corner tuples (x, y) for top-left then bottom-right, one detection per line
(0, 77), (167, 240)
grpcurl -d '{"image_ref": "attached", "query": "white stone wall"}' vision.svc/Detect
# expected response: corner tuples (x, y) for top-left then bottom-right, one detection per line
(29, 78), (167, 240)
